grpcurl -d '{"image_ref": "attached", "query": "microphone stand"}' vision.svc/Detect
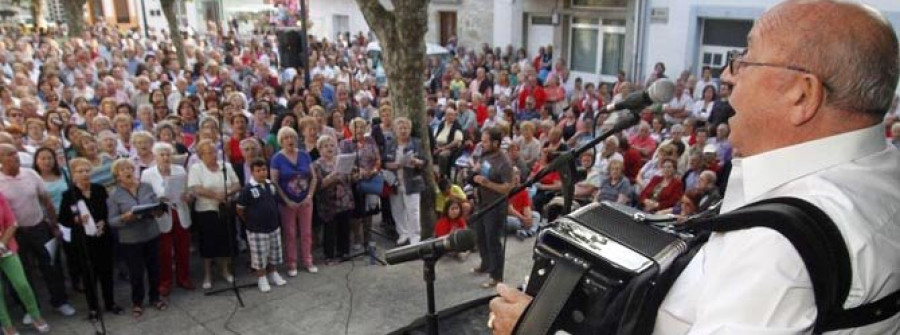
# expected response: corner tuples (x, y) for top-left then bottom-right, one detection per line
(468, 111), (641, 235)
(205, 113), (255, 306)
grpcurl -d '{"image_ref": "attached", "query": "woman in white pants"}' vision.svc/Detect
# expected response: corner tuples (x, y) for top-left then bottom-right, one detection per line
(383, 117), (427, 245)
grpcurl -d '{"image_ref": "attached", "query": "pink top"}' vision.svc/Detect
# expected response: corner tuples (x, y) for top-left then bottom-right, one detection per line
(0, 193), (19, 253)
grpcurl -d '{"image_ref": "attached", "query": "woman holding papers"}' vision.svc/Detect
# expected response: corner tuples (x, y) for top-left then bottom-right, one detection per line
(107, 158), (166, 318)
(313, 135), (355, 264)
(140, 142), (194, 296)
(59, 158), (123, 321)
(382, 117), (426, 245)
(188, 139), (240, 290)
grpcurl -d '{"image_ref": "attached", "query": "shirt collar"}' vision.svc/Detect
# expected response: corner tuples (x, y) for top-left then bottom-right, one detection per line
(248, 178), (271, 187)
(721, 124), (887, 212)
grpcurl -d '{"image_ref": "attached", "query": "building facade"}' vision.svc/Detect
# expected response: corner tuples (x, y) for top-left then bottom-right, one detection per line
(304, 0), (900, 87)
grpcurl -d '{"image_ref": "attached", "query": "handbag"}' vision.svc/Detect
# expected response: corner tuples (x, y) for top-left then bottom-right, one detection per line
(356, 172), (385, 195)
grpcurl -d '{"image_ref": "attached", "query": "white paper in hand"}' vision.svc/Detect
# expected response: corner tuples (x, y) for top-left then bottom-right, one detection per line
(77, 200), (99, 237)
(337, 154), (356, 174)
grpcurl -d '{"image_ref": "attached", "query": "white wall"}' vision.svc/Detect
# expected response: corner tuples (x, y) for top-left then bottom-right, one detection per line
(643, 0), (900, 81)
(136, 0), (170, 36)
(308, 0), (370, 41)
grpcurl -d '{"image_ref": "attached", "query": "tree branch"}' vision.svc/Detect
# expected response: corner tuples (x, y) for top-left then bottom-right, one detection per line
(355, 0), (396, 28)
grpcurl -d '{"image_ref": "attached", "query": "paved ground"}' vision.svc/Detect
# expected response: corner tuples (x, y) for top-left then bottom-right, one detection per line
(24, 226), (537, 335)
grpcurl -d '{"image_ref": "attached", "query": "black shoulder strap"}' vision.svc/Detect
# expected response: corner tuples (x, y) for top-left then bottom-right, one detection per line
(687, 197), (899, 333)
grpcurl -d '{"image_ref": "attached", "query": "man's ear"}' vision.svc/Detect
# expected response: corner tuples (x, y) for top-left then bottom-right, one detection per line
(787, 75), (826, 126)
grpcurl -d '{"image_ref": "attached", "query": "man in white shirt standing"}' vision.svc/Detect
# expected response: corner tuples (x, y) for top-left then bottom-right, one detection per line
(488, 1), (900, 334)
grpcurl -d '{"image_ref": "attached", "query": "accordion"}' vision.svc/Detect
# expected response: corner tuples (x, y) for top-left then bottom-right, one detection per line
(520, 201), (691, 334)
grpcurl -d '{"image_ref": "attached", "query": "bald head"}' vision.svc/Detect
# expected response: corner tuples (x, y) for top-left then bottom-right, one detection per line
(758, 0), (899, 117)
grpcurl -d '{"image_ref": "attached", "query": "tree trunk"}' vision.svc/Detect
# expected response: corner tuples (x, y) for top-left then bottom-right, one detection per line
(356, 0), (438, 238)
(63, 0), (87, 37)
(31, 0), (45, 30)
(160, 0), (186, 68)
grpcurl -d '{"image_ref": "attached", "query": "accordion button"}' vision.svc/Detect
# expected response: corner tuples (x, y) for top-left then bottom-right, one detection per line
(537, 268), (546, 276)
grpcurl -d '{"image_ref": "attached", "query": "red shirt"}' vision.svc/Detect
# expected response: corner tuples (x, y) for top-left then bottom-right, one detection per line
(509, 189), (531, 214)
(475, 104), (488, 127)
(518, 85), (547, 110)
(638, 176), (684, 211)
(622, 148), (643, 181)
(227, 136), (245, 164)
(434, 217), (466, 237)
(629, 134), (658, 159)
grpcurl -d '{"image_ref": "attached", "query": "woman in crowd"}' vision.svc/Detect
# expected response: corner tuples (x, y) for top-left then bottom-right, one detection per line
(433, 106), (463, 178)
(314, 135), (355, 265)
(299, 116), (321, 160)
(188, 139), (240, 290)
(140, 142), (194, 296)
(0, 192), (50, 334)
(77, 134), (116, 188)
(638, 157), (683, 213)
(107, 158), (166, 318)
(636, 143), (678, 192)
(34, 147), (82, 291)
(130, 131), (156, 176)
(597, 159), (633, 204)
(135, 104), (155, 131)
(270, 127), (318, 276)
(59, 158), (122, 321)
(340, 117), (381, 251)
(266, 112), (298, 157)
(514, 121), (541, 167)
(177, 100), (201, 136)
(226, 114), (251, 184)
(691, 85), (717, 122)
(383, 117), (426, 245)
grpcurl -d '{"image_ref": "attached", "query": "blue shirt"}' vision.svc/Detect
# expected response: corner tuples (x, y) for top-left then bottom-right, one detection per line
(270, 150), (313, 203)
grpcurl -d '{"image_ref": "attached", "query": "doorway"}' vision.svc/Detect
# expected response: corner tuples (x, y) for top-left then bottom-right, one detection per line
(439, 11), (457, 46)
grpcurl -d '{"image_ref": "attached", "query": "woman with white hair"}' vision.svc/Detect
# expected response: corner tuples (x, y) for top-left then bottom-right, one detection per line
(129, 130), (155, 177)
(106, 158), (166, 318)
(383, 117), (426, 245)
(188, 139), (240, 290)
(270, 127), (318, 276)
(314, 135), (354, 264)
(140, 142), (194, 296)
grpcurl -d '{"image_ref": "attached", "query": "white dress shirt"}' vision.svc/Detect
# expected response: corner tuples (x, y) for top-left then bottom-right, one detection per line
(655, 124), (900, 334)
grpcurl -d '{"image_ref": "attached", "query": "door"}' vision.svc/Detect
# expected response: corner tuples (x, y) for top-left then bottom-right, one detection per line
(439, 11), (457, 46)
(527, 16), (554, 60)
(333, 14), (349, 41)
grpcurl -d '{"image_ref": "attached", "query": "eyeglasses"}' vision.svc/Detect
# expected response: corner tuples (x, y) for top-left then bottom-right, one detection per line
(726, 49), (831, 91)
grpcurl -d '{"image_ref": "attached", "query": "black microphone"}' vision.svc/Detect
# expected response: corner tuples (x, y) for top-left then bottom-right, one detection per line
(385, 229), (476, 265)
(601, 79), (676, 113)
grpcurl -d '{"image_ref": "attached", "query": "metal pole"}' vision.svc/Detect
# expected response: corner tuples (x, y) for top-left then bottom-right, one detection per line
(299, 0), (310, 87)
(140, 0), (149, 37)
(424, 257), (438, 335)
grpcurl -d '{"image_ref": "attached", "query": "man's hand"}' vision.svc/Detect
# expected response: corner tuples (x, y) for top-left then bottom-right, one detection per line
(473, 175), (488, 186)
(488, 283), (533, 335)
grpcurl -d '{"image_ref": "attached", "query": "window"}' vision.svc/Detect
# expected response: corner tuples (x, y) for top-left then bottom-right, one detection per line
(569, 17), (626, 76)
(571, 28), (599, 73)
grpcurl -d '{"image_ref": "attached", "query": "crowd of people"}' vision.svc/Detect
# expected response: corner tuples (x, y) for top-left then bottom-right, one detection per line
(0, 14), (898, 334)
